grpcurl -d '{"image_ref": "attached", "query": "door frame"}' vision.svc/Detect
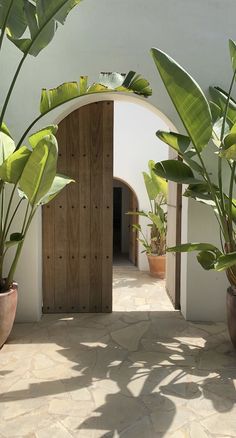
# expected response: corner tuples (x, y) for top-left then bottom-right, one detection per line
(49, 93), (183, 311)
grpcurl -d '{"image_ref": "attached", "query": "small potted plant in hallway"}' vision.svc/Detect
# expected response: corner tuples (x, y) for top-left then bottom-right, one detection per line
(151, 39), (236, 348)
(128, 160), (168, 278)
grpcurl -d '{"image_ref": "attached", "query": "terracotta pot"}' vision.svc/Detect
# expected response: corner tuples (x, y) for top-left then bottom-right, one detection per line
(0, 283), (18, 349)
(147, 254), (166, 279)
(227, 286), (236, 349)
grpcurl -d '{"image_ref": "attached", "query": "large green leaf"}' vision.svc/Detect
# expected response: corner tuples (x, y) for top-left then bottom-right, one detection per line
(215, 252), (236, 271)
(19, 134), (58, 206)
(154, 160), (203, 184)
(0, 0), (27, 38)
(197, 250), (217, 270)
(143, 172), (158, 200)
(167, 242), (221, 254)
(209, 87), (236, 124)
(0, 146), (31, 183)
(28, 125), (58, 149)
(151, 48), (212, 151)
(0, 131), (15, 165)
(221, 132), (236, 159)
(39, 174), (74, 204)
(148, 160), (168, 199)
(229, 39), (236, 72)
(8, 0), (82, 56)
(40, 72), (152, 115)
(156, 131), (191, 155)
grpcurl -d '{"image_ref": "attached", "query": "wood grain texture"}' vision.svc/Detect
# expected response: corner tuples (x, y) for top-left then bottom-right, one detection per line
(42, 102), (113, 313)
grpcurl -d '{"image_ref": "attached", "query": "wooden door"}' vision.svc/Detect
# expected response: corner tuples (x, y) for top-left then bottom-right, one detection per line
(166, 150), (182, 309)
(129, 190), (138, 266)
(42, 101), (114, 313)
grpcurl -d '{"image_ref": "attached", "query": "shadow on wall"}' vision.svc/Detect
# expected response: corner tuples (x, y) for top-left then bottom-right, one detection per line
(1, 312), (236, 436)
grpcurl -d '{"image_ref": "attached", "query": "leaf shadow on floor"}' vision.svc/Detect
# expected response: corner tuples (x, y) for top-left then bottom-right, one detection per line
(1, 311), (236, 437)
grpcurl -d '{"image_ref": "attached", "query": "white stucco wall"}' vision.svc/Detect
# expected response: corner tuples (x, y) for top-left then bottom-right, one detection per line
(114, 101), (169, 270)
(1, 0), (236, 321)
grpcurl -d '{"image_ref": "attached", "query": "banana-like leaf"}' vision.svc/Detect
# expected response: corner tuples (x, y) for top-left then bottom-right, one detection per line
(154, 160), (203, 185)
(148, 160), (168, 199)
(167, 242), (221, 254)
(0, 0), (27, 38)
(197, 250), (217, 270)
(183, 152), (204, 175)
(149, 212), (164, 231)
(8, 0), (82, 56)
(0, 146), (31, 183)
(29, 125), (58, 149)
(183, 183), (216, 207)
(143, 172), (158, 200)
(212, 117), (230, 147)
(156, 131), (191, 155)
(0, 131), (15, 165)
(209, 101), (222, 123)
(39, 173), (74, 204)
(209, 87), (236, 124)
(229, 39), (236, 72)
(0, 122), (12, 138)
(151, 48), (212, 152)
(19, 134), (58, 206)
(40, 72), (152, 115)
(215, 252), (236, 271)
(221, 132), (236, 159)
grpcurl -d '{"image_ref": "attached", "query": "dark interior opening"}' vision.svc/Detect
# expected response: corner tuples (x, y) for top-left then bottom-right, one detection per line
(113, 187), (122, 256)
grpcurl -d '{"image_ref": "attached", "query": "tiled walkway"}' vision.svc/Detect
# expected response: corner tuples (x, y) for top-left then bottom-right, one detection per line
(0, 268), (235, 437)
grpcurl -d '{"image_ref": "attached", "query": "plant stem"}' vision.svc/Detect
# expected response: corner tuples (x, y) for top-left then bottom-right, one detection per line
(218, 70), (236, 223)
(4, 198), (23, 239)
(1, 183), (17, 244)
(6, 207), (36, 288)
(228, 162), (236, 249)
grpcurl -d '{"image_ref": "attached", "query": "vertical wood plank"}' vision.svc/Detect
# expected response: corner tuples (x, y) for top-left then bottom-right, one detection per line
(102, 101), (113, 312)
(66, 110), (80, 311)
(90, 102), (103, 312)
(42, 203), (55, 312)
(54, 118), (68, 312)
(78, 105), (91, 312)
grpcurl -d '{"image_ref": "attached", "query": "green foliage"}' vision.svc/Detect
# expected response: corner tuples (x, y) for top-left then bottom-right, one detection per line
(151, 40), (236, 286)
(0, 2), (153, 291)
(128, 160), (168, 256)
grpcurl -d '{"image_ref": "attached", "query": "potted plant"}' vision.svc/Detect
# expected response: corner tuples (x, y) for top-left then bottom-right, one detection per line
(0, 1), (152, 348)
(151, 40), (236, 347)
(128, 160), (168, 278)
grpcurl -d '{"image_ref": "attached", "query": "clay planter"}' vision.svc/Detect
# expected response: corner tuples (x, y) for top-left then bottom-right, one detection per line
(0, 283), (18, 349)
(147, 254), (166, 279)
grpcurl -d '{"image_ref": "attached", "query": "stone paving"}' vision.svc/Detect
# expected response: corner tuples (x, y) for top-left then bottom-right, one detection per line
(0, 267), (236, 437)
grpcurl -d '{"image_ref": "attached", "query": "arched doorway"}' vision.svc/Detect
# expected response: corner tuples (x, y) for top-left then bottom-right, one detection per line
(113, 178), (138, 267)
(42, 96), (182, 314)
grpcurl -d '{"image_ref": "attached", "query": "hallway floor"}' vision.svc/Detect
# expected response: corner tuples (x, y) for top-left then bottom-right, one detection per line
(0, 269), (235, 437)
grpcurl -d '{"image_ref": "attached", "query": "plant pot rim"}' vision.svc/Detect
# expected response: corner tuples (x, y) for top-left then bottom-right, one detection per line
(147, 253), (166, 258)
(0, 282), (18, 297)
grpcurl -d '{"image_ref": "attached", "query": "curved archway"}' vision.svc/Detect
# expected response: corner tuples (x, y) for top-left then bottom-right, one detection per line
(41, 94), (183, 314)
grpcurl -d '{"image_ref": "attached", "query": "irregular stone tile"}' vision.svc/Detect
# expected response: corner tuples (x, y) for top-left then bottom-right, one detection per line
(119, 415), (155, 438)
(121, 313), (149, 324)
(189, 421), (214, 438)
(129, 351), (196, 368)
(201, 408), (236, 436)
(1, 397), (47, 421)
(111, 322), (150, 351)
(81, 392), (147, 433)
(36, 422), (73, 438)
(189, 322), (227, 335)
(49, 398), (95, 417)
(197, 350), (236, 370)
(0, 408), (52, 437)
(151, 405), (196, 434)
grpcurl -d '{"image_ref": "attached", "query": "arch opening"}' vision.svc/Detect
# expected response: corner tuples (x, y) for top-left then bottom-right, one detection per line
(41, 93), (183, 315)
(113, 177), (139, 268)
